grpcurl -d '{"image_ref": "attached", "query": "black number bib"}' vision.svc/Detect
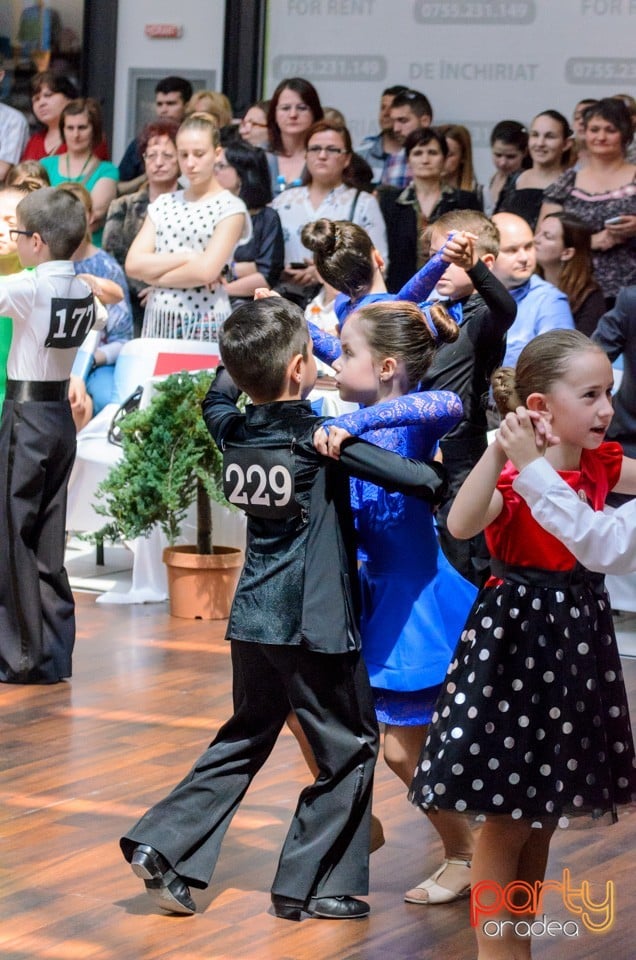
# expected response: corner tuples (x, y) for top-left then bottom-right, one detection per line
(45, 294), (95, 349)
(223, 445), (301, 519)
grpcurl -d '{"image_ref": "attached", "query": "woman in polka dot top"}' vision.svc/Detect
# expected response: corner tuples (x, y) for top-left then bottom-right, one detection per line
(125, 112), (251, 341)
(410, 329), (636, 959)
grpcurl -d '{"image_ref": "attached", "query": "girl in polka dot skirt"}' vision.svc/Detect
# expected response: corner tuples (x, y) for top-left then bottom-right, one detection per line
(410, 328), (636, 960)
(125, 112), (251, 341)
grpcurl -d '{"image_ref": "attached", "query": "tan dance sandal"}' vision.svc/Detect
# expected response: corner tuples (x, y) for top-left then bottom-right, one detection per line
(404, 856), (471, 904)
(370, 814), (386, 854)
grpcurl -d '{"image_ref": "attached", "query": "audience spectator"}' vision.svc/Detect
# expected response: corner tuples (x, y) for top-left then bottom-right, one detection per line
(5, 159), (50, 189)
(0, 57), (29, 182)
(39, 98), (119, 245)
(379, 127), (481, 292)
(571, 97), (598, 169)
(534, 211), (605, 336)
(185, 90), (233, 130)
(356, 84), (409, 188)
(323, 106), (346, 126)
(484, 119), (529, 215)
(541, 97), (636, 306)
(125, 112), (250, 341)
(347, 152), (375, 192)
(612, 92), (636, 163)
(102, 120), (180, 335)
(385, 88), (433, 189)
(59, 182), (133, 429)
(266, 77), (323, 194)
(23, 72), (84, 162)
(270, 119), (387, 305)
(439, 123), (484, 209)
(117, 75), (192, 195)
(21, 72), (109, 164)
(238, 100), (270, 148)
(214, 136), (284, 304)
(592, 285), (636, 463)
(494, 110), (573, 229)
(492, 212), (574, 368)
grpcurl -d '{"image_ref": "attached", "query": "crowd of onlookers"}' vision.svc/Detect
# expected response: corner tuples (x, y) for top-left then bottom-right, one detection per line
(1, 64), (635, 453)
(3, 64), (636, 955)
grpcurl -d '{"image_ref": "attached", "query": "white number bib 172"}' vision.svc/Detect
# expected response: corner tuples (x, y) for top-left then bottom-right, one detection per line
(223, 445), (301, 519)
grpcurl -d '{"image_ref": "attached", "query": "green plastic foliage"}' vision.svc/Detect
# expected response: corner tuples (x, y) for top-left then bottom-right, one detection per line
(94, 370), (226, 550)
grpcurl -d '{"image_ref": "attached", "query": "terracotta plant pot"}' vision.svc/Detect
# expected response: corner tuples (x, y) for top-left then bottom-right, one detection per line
(162, 545), (244, 620)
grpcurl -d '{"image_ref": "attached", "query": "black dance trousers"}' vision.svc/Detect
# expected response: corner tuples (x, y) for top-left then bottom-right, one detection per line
(121, 639), (379, 902)
(0, 399), (76, 683)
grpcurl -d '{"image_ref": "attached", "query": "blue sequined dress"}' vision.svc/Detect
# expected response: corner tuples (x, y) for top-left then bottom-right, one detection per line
(327, 392), (478, 725)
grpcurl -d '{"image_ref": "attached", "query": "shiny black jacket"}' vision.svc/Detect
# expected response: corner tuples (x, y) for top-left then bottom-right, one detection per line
(202, 382), (444, 654)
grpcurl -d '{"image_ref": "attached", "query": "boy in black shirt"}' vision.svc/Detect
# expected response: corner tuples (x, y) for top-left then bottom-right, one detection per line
(120, 297), (444, 921)
(421, 211), (517, 585)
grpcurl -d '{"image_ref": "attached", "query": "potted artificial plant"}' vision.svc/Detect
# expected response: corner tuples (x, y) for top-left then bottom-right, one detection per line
(94, 370), (244, 620)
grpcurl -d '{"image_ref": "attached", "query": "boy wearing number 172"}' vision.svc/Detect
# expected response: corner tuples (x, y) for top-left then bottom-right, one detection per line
(0, 187), (106, 684)
(120, 295), (450, 921)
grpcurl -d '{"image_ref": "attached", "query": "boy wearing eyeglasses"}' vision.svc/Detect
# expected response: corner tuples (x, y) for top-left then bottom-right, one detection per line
(0, 186), (106, 683)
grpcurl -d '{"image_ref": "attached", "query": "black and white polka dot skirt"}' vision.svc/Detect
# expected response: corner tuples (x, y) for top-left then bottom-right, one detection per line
(409, 563), (636, 827)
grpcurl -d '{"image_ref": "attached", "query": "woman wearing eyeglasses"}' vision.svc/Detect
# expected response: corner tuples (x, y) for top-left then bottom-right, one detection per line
(239, 101), (270, 149)
(271, 120), (387, 301)
(102, 120), (181, 336)
(265, 78), (324, 195)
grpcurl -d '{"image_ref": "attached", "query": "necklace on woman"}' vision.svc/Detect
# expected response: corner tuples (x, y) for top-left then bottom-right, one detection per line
(65, 152), (93, 182)
(45, 134), (62, 156)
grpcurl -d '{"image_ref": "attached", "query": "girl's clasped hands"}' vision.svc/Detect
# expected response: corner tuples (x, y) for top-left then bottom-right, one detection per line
(496, 406), (559, 470)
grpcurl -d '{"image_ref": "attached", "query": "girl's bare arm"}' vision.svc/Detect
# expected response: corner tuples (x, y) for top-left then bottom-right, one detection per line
(447, 442), (506, 539)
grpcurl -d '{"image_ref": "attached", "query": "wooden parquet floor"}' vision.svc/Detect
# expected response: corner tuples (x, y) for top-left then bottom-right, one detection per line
(0, 592), (634, 960)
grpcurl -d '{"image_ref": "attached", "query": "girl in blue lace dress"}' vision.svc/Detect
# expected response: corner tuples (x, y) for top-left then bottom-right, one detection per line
(298, 224), (480, 903)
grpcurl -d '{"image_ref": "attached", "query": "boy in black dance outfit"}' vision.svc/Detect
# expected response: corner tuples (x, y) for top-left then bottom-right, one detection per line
(421, 212), (517, 586)
(121, 296), (445, 921)
(0, 187), (106, 683)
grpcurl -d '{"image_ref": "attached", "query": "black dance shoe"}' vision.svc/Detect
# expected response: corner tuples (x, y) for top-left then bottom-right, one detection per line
(271, 892), (370, 920)
(130, 843), (196, 915)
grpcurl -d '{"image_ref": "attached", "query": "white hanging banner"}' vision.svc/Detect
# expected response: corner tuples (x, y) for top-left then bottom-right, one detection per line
(264, 0), (636, 183)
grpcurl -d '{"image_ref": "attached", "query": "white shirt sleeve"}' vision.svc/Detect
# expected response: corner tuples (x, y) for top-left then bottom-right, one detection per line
(0, 270), (36, 322)
(513, 458), (636, 574)
(93, 296), (109, 332)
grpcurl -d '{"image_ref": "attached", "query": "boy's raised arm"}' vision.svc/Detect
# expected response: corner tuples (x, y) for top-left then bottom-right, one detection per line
(201, 368), (244, 447)
(467, 259), (517, 332)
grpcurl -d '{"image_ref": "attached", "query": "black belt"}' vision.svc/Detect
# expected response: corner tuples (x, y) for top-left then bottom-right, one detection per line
(5, 380), (70, 402)
(490, 560), (605, 591)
